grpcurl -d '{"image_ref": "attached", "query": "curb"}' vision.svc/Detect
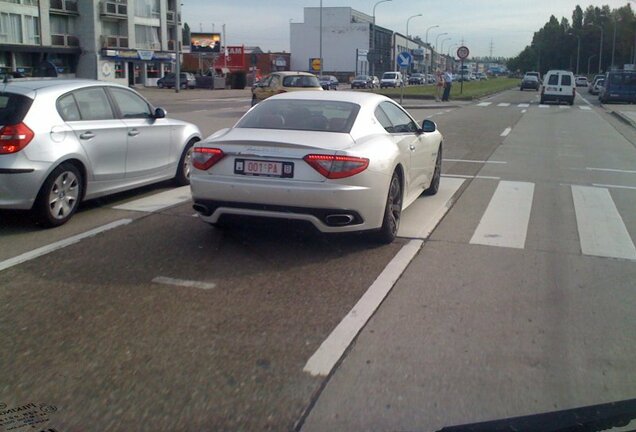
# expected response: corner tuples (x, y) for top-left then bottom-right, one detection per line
(608, 109), (636, 128)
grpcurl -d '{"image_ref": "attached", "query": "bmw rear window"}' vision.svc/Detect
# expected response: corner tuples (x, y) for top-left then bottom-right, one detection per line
(0, 93), (33, 125)
(237, 99), (360, 133)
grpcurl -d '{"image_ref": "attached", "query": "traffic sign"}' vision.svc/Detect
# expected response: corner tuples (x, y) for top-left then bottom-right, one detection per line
(397, 51), (413, 68)
(310, 58), (321, 72)
(457, 46), (470, 60)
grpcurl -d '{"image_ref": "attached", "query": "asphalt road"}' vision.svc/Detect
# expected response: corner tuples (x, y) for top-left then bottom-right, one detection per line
(1, 86), (635, 431)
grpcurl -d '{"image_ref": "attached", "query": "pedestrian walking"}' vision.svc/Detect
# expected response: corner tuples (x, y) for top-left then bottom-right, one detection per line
(441, 70), (452, 101)
(435, 70), (444, 102)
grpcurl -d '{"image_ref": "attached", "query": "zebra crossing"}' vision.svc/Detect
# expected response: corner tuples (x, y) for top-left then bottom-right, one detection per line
(475, 101), (593, 110)
(400, 176), (635, 261)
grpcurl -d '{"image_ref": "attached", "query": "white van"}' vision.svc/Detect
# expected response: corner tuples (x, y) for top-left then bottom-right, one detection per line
(540, 70), (576, 105)
(380, 71), (404, 88)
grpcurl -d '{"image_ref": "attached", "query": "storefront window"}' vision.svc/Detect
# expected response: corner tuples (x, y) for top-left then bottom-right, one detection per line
(147, 62), (159, 78)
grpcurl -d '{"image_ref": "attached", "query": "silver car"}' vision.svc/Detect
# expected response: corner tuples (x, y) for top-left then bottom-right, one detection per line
(0, 79), (202, 227)
(190, 91), (443, 244)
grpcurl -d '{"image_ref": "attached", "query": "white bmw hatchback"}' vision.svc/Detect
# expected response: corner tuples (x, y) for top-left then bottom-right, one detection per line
(190, 91), (443, 243)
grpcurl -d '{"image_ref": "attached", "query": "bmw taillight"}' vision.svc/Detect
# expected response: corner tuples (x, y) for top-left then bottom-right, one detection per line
(304, 154), (369, 179)
(192, 147), (225, 170)
(0, 123), (34, 154)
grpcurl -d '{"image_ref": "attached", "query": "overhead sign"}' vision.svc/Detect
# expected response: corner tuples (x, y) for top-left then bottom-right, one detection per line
(457, 46), (470, 60)
(397, 51), (413, 68)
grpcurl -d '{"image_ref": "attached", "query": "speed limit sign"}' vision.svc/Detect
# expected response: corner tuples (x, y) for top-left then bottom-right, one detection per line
(457, 46), (470, 60)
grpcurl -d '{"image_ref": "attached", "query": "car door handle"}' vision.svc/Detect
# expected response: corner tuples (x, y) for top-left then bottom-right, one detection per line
(409, 145), (416, 151)
(128, 129), (140, 137)
(79, 132), (95, 140)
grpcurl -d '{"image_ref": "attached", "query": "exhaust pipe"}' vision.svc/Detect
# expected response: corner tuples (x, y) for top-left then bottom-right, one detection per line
(326, 214), (354, 226)
(192, 203), (211, 216)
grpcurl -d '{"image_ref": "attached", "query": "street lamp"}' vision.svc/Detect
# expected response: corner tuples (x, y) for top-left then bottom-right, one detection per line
(425, 25), (439, 45)
(448, 44), (458, 56)
(440, 37), (451, 56)
(434, 32), (448, 72)
(590, 23), (604, 73)
(568, 30), (581, 75)
(371, 0), (392, 77)
(424, 25), (439, 76)
(406, 13), (422, 38)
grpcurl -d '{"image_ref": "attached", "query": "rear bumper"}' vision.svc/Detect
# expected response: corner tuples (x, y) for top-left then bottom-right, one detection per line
(0, 159), (50, 210)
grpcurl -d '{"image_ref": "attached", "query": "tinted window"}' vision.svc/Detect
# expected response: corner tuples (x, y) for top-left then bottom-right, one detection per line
(282, 75), (320, 88)
(548, 74), (559, 85)
(57, 93), (81, 122)
(561, 75), (572, 86)
(378, 101), (419, 134)
(73, 88), (115, 121)
(0, 93), (33, 125)
(108, 88), (152, 119)
(236, 99), (359, 132)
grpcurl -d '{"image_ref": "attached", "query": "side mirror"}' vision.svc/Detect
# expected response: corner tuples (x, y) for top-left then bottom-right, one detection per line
(154, 107), (167, 118)
(421, 119), (437, 133)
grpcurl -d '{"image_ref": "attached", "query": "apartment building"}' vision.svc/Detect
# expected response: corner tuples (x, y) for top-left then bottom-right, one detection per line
(0, 0), (182, 86)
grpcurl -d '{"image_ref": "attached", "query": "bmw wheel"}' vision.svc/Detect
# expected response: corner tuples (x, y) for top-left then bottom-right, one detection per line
(34, 163), (83, 227)
(375, 171), (402, 244)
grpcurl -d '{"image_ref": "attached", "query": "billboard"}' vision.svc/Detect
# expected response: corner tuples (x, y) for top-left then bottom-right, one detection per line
(191, 32), (221, 53)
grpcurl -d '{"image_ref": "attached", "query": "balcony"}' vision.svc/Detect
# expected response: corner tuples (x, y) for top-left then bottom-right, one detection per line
(51, 33), (80, 47)
(101, 35), (129, 49)
(101, 0), (128, 19)
(50, 0), (79, 15)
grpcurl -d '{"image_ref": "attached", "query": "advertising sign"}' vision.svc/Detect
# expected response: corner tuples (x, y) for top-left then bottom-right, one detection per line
(191, 32), (221, 53)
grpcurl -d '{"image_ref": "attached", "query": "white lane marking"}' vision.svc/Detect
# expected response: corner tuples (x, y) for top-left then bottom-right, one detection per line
(0, 219), (132, 272)
(579, 96), (593, 106)
(539, 104), (550, 108)
(442, 174), (501, 180)
(559, 105), (571, 109)
(113, 186), (191, 213)
(580, 106), (592, 110)
(571, 185), (636, 260)
(518, 103), (530, 108)
(398, 177), (464, 239)
(152, 276), (216, 290)
(303, 239), (423, 376)
(477, 102), (492, 107)
(587, 167), (636, 174)
(592, 183), (636, 191)
(443, 159), (507, 164)
(497, 103), (510, 107)
(470, 181), (535, 249)
(521, 109), (528, 113)
(500, 127), (512, 137)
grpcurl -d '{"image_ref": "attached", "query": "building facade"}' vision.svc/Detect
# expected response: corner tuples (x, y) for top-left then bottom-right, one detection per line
(0, 0), (181, 86)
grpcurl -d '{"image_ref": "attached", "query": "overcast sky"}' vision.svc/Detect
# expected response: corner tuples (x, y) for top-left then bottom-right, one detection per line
(182, 1), (631, 58)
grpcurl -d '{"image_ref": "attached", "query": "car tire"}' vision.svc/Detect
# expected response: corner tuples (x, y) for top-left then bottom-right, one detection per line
(540, 97), (545, 104)
(569, 97), (575, 106)
(180, 82), (187, 89)
(158, 82), (164, 89)
(251, 95), (258, 106)
(33, 163), (83, 228)
(423, 146), (442, 196)
(174, 139), (197, 186)
(374, 171), (402, 244)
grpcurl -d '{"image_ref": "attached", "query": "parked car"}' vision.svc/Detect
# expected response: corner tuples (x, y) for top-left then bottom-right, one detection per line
(540, 69), (576, 105)
(427, 74), (436, 84)
(598, 70), (636, 104)
(251, 71), (323, 105)
(190, 91), (443, 244)
(592, 78), (605, 97)
(520, 75), (540, 91)
(475, 72), (488, 80)
(589, 74), (605, 93)
(157, 72), (196, 89)
(575, 76), (589, 87)
(350, 75), (374, 89)
(380, 71), (404, 88)
(0, 79), (202, 227)
(319, 75), (339, 90)
(524, 71), (542, 83)
(408, 73), (426, 85)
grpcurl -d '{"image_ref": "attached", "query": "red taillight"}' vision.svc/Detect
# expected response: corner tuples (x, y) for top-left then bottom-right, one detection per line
(304, 154), (369, 179)
(192, 147), (225, 170)
(0, 123), (34, 154)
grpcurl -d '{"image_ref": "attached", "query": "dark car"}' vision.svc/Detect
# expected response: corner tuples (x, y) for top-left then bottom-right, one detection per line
(520, 75), (540, 91)
(157, 72), (196, 89)
(599, 71), (636, 104)
(319, 75), (339, 90)
(350, 75), (374, 89)
(408, 73), (426, 85)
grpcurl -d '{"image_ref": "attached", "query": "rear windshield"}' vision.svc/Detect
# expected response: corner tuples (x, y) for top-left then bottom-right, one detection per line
(608, 73), (636, 86)
(282, 75), (320, 88)
(383, 73), (397, 79)
(236, 99), (360, 133)
(548, 74), (559, 85)
(354, 75), (369, 80)
(561, 75), (572, 86)
(0, 92), (33, 125)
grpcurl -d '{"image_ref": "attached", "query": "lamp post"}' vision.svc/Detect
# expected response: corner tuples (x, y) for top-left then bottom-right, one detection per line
(611, 17), (617, 70)
(568, 31), (581, 75)
(435, 32), (448, 71)
(440, 37), (451, 56)
(424, 25), (439, 76)
(592, 24), (604, 73)
(448, 44), (457, 56)
(319, 0), (323, 78)
(425, 25), (439, 45)
(406, 13), (422, 38)
(371, 0), (392, 77)
(587, 54), (597, 75)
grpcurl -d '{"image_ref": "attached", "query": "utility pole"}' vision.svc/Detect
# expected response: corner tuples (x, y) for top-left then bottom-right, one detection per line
(319, 0), (323, 78)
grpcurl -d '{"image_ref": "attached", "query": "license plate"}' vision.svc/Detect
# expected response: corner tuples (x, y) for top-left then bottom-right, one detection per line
(234, 159), (294, 178)
(547, 86), (557, 91)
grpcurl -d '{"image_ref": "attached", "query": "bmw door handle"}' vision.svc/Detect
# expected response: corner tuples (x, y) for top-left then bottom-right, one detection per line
(128, 129), (140, 137)
(79, 131), (95, 140)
